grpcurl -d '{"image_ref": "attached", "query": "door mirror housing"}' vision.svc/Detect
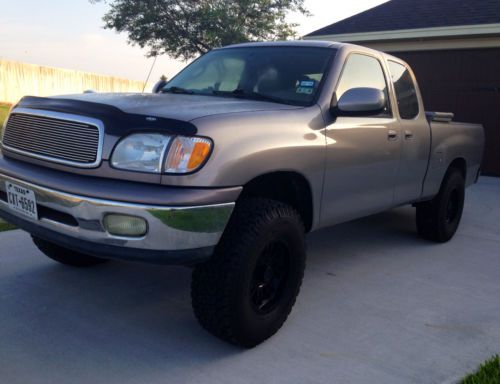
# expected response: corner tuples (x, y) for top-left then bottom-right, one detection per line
(152, 79), (168, 94)
(334, 87), (386, 116)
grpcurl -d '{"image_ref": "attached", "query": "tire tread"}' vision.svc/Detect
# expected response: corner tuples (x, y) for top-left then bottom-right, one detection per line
(191, 198), (305, 347)
(416, 168), (465, 243)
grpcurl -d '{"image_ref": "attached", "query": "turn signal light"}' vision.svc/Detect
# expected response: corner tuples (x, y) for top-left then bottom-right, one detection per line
(164, 136), (212, 173)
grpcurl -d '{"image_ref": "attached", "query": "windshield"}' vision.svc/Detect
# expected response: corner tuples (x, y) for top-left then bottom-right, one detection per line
(164, 47), (335, 106)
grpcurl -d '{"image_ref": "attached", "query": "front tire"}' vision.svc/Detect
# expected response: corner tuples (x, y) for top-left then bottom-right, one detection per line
(416, 168), (465, 242)
(191, 198), (306, 348)
(32, 236), (108, 267)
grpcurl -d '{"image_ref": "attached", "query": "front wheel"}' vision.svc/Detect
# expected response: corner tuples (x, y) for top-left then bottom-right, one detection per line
(191, 198), (306, 348)
(415, 168), (465, 242)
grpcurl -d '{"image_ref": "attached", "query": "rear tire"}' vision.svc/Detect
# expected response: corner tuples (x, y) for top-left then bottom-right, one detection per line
(416, 168), (465, 242)
(191, 198), (306, 348)
(32, 236), (108, 267)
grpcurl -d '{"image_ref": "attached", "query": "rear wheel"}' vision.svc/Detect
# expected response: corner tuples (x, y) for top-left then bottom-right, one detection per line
(191, 198), (306, 348)
(416, 168), (465, 242)
(32, 236), (108, 267)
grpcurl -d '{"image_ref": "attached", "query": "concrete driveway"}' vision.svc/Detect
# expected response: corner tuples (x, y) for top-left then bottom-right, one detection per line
(0, 177), (499, 384)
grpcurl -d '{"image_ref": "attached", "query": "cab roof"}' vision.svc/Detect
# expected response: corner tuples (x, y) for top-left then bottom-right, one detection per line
(221, 40), (343, 49)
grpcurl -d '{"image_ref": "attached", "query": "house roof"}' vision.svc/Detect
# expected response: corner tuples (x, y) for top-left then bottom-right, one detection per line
(306, 0), (500, 37)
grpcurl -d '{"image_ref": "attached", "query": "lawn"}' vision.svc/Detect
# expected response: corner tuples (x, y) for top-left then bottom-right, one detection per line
(0, 221), (16, 232)
(0, 102), (11, 128)
(462, 355), (500, 384)
(0, 102), (17, 232)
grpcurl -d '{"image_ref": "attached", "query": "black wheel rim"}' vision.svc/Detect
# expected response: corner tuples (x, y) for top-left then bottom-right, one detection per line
(250, 240), (290, 315)
(446, 188), (460, 224)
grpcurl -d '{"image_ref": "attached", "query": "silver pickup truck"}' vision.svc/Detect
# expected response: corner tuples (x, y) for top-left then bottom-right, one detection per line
(0, 41), (484, 347)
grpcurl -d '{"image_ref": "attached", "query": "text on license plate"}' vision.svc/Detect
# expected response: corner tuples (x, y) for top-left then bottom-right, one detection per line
(6, 182), (38, 219)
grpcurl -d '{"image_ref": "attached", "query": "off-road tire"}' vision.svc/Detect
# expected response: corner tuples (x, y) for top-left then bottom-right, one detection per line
(416, 168), (465, 242)
(32, 236), (108, 267)
(191, 198), (306, 348)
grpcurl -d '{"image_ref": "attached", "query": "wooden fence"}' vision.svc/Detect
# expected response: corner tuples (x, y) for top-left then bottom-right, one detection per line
(0, 59), (150, 104)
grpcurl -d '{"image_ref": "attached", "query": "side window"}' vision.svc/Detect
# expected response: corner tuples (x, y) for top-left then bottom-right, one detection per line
(388, 61), (420, 119)
(335, 54), (390, 116)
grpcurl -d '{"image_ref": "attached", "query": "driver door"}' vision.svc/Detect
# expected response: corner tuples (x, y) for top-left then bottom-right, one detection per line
(321, 53), (401, 227)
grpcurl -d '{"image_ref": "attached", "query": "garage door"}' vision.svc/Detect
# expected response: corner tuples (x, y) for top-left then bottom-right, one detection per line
(394, 48), (500, 176)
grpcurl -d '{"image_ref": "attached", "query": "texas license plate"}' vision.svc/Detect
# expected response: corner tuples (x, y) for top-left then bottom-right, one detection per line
(6, 182), (38, 219)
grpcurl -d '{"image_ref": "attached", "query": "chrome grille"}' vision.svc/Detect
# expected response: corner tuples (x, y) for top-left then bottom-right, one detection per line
(2, 110), (102, 167)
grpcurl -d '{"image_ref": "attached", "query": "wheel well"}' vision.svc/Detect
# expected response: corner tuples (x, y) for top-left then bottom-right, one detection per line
(448, 158), (467, 179)
(238, 172), (314, 232)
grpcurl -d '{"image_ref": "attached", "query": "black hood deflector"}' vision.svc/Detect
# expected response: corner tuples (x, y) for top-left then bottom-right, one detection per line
(16, 96), (197, 136)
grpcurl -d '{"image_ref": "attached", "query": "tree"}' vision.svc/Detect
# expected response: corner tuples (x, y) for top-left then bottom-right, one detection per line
(92, 0), (309, 60)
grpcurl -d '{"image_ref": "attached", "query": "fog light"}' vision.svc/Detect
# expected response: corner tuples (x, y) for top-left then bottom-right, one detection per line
(103, 214), (147, 237)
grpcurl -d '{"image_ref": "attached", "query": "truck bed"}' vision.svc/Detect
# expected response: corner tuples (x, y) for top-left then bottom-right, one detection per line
(422, 111), (484, 199)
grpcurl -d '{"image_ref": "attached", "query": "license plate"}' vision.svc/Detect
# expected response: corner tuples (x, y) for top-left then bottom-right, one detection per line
(6, 182), (38, 219)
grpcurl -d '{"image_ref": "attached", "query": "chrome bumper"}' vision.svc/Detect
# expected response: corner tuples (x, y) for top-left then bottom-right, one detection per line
(0, 173), (234, 259)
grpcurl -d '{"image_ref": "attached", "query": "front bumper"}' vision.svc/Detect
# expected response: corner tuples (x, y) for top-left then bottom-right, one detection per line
(0, 172), (235, 265)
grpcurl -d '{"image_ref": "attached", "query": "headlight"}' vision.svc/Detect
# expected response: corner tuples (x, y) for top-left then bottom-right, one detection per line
(111, 133), (212, 174)
(111, 133), (171, 173)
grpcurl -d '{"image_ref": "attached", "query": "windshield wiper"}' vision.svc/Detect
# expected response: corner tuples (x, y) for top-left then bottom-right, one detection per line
(162, 86), (194, 94)
(212, 89), (292, 105)
(247, 91), (291, 105)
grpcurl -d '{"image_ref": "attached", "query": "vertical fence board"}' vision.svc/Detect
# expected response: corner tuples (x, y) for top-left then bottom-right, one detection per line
(0, 59), (150, 104)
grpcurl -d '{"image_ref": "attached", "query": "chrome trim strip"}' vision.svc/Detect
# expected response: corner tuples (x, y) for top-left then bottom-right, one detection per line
(0, 173), (235, 251)
(2, 108), (104, 168)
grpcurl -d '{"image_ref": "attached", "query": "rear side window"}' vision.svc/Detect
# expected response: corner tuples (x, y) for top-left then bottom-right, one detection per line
(335, 53), (391, 116)
(388, 61), (420, 119)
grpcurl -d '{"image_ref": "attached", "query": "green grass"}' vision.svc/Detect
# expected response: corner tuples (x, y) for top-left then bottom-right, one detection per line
(462, 355), (500, 384)
(0, 102), (11, 128)
(0, 221), (16, 232)
(0, 103), (16, 232)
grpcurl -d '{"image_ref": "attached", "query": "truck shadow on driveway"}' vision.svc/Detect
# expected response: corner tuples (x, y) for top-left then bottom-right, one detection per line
(1, 206), (445, 381)
(306, 205), (428, 267)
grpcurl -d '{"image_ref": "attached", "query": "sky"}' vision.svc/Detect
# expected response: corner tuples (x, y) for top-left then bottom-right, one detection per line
(0, 0), (388, 84)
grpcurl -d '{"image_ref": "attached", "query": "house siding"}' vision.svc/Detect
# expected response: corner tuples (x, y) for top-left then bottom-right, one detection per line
(394, 48), (500, 176)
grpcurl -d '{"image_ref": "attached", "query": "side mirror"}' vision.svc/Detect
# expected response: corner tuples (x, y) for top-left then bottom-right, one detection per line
(152, 79), (168, 94)
(334, 87), (386, 116)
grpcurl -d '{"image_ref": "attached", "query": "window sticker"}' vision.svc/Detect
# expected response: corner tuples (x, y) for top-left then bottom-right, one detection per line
(296, 87), (314, 94)
(300, 80), (315, 88)
(296, 79), (316, 94)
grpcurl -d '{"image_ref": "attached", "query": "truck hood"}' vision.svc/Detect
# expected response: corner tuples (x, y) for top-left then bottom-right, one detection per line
(15, 93), (303, 137)
(53, 92), (301, 121)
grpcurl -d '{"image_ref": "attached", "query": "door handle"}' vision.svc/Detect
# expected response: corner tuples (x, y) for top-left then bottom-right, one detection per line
(404, 130), (414, 140)
(387, 130), (398, 141)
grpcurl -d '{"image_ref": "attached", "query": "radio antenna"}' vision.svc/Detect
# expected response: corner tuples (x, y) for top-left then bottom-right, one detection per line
(142, 54), (158, 93)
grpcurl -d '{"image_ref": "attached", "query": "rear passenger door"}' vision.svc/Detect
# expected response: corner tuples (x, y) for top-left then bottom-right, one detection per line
(321, 53), (401, 226)
(387, 61), (430, 204)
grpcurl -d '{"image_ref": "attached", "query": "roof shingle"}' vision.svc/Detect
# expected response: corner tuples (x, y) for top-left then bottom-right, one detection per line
(306, 0), (500, 36)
